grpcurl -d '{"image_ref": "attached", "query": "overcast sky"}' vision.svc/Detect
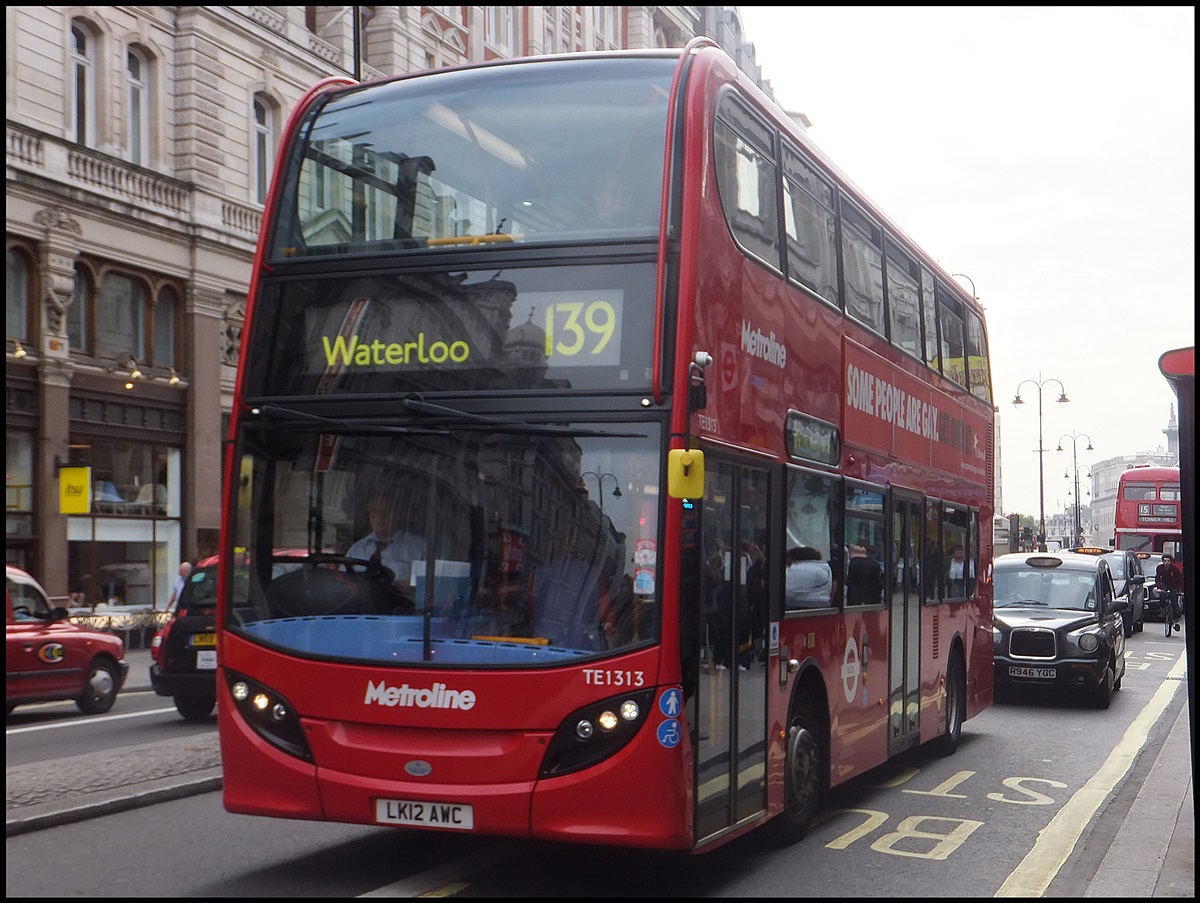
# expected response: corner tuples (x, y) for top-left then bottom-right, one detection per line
(738, 5), (1195, 519)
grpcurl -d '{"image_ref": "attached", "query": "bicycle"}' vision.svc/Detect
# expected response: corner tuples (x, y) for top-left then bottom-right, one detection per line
(1163, 589), (1183, 637)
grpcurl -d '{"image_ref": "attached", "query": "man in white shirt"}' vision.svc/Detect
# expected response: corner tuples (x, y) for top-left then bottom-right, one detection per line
(946, 544), (974, 580)
(346, 490), (425, 590)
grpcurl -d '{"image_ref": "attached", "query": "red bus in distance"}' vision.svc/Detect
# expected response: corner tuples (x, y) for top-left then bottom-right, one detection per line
(217, 38), (995, 852)
(1114, 464), (1183, 558)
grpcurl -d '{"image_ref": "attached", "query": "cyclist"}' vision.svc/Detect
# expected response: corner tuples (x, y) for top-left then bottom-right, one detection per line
(1155, 553), (1184, 637)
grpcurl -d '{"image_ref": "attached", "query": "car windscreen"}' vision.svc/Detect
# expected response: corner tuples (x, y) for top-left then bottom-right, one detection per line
(994, 567), (1099, 611)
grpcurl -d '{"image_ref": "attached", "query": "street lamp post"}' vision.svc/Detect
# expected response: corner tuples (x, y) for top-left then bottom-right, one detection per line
(1057, 431), (1093, 546)
(1012, 374), (1069, 551)
(951, 273), (978, 299)
(579, 470), (622, 523)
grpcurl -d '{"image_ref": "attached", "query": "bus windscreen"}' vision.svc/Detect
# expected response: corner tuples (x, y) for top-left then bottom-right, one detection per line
(269, 57), (674, 258)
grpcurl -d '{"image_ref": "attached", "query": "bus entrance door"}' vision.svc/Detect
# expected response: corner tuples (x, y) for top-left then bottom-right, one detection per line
(695, 459), (770, 842)
(888, 495), (923, 756)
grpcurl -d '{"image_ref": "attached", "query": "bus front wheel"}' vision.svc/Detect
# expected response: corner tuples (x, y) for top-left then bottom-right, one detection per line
(931, 652), (965, 757)
(764, 692), (823, 846)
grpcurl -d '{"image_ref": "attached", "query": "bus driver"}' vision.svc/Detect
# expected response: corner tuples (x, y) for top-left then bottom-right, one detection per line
(346, 489), (425, 590)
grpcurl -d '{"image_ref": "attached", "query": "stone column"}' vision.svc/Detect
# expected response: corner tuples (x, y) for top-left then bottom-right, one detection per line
(186, 282), (228, 559)
(32, 206), (80, 597)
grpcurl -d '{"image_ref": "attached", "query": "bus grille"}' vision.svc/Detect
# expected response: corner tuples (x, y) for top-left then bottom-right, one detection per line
(1010, 627), (1057, 658)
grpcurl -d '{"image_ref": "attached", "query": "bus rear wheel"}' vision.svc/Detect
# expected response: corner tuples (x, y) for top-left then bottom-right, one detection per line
(764, 692), (822, 846)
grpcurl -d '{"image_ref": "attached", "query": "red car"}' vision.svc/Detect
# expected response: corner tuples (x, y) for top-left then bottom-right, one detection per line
(6, 565), (129, 715)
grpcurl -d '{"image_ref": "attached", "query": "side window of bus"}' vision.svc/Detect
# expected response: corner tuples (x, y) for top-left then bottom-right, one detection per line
(942, 503), (971, 599)
(782, 144), (839, 308)
(784, 469), (841, 611)
(713, 98), (780, 272)
(923, 499), (943, 603)
(920, 268), (940, 371)
(885, 239), (921, 359)
(964, 309), (991, 403)
(840, 200), (886, 336)
(844, 484), (885, 607)
(936, 283), (968, 389)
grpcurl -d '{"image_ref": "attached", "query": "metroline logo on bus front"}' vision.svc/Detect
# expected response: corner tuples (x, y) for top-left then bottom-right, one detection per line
(365, 679), (477, 710)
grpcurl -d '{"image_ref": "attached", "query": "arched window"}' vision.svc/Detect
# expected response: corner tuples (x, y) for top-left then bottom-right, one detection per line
(253, 95), (275, 204)
(6, 247), (31, 342)
(70, 22), (97, 147)
(126, 47), (150, 166)
(97, 272), (147, 361)
(70, 264), (92, 353)
(153, 285), (177, 366)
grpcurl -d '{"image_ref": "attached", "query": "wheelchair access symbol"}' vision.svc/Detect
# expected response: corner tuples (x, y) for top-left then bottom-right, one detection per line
(657, 719), (681, 748)
(657, 688), (683, 748)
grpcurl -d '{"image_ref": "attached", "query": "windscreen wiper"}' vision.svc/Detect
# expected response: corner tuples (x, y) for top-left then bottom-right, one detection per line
(401, 396), (647, 438)
(246, 403), (449, 436)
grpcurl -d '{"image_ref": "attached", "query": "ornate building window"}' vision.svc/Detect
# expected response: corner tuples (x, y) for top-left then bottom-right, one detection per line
(70, 21), (97, 148)
(253, 95), (275, 204)
(6, 246), (32, 342)
(126, 47), (150, 166)
(153, 285), (177, 367)
(70, 264), (92, 354)
(97, 272), (147, 361)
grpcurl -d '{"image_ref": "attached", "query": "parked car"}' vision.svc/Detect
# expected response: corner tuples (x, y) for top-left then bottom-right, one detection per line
(992, 550), (1128, 709)
(6, 564), (129, 715)
(1068, 547), (1145, 637)
(149, 551), (307, 721)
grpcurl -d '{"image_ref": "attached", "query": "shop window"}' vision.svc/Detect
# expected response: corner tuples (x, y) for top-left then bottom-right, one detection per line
(6, 429), (34, 540)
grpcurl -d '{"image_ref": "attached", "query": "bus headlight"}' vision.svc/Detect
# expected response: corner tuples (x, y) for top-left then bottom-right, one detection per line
(225, 671), (312, 762)
(540, 688), (656, 778)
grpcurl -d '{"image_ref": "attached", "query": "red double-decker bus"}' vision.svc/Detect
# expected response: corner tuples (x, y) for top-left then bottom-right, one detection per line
(1114, 464), (1183, 557)
(217, 39), (995, 852)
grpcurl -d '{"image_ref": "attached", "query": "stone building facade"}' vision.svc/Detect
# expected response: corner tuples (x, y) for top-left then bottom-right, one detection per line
(5, 6), (771, 605)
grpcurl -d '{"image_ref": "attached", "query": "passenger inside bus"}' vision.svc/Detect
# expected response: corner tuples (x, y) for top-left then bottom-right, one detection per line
(592, 170), (655, 231)
(784, 546), (836, 609)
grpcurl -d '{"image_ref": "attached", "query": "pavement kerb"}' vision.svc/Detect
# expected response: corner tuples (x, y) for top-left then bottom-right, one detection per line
(5, 771), (222, 837)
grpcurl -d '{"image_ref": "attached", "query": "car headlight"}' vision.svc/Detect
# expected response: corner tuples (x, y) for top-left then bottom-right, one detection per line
(1078, 633), (1099, 652)
(992, 627), (1002, 646)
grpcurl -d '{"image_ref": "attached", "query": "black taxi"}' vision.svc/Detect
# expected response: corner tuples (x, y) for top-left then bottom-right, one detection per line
(992, 550), (1128, 709)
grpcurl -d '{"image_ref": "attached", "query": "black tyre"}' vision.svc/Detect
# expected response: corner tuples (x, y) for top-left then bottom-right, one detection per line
(764, 692), (823, 846)
(75, 659), (119, 715)
(1093, 664), (1114, 709)
(174, 692), (216, 721)
(1122, 614), (1133, 639)
(931, 652), (966, 756)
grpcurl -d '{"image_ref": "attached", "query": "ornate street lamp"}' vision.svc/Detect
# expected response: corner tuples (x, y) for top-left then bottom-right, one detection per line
(1057, 431), (1094, 547)
(1012, 374), (1069, 551)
